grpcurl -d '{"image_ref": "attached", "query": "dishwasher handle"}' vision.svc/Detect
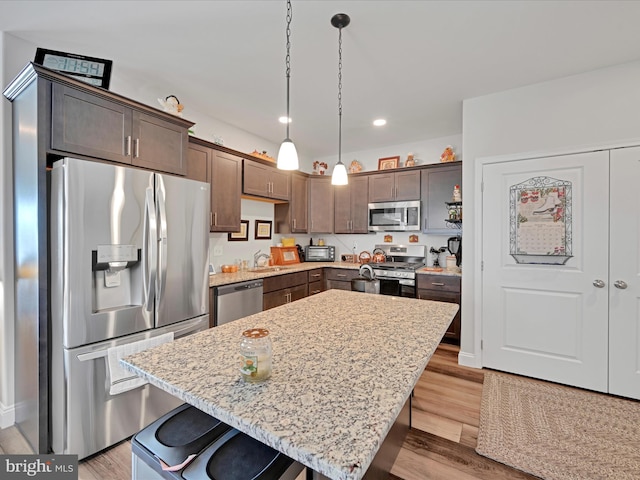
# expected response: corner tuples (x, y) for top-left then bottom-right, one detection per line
(216, 280), (264, 296)
(234, 282), (262, 291)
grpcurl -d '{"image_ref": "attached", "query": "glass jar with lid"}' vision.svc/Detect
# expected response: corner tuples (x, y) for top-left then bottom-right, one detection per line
(239, 328), (272, 382)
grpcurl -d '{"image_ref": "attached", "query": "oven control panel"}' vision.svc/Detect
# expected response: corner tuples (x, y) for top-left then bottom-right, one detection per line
(372, 269), (415, 280)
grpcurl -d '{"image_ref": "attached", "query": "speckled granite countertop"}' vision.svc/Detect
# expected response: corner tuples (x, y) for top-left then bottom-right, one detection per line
(209, 261), (460, 287)
(121, 289), (458, 480)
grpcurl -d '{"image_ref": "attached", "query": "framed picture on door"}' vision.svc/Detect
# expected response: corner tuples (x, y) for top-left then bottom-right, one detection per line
(509, 176), (572, 265)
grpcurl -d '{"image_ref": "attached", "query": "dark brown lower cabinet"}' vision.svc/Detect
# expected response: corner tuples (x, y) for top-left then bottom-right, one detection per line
(416, 274), (461, 344)
(262, 272), (308, 311)
(307, 269), (324, 296)
(324, 268), (360, 291)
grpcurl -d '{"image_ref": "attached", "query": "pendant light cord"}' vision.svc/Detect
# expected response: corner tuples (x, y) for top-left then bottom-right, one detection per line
(337, 25), (343, 164)
(285, 0), (292, 139)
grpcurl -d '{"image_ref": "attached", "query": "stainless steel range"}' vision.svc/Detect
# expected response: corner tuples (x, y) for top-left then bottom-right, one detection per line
(371, 244), (427, 297)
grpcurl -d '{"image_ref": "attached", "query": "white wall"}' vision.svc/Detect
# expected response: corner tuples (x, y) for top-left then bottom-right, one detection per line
(460, 59), (640, 366)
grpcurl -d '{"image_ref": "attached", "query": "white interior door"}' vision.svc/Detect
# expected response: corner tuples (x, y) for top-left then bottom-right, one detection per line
(609, 146), (640, 399)
(482, 151), (610, 392)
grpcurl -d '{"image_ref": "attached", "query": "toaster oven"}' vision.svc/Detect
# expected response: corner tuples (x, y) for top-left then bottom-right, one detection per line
(304, 245), (335, 262)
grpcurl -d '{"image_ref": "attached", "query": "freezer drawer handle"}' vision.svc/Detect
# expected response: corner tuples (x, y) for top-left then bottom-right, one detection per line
(77, 350), (108, 362)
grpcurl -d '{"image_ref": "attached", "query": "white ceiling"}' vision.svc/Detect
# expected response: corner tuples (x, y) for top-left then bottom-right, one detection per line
(3, 1), (640, 160)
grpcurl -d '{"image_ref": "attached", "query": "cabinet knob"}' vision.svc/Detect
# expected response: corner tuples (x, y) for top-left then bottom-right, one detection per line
(593, 279), (605, 288)
(614, 280), (628, 290)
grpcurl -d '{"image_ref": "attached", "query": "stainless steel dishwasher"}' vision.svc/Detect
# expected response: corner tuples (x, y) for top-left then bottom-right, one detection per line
(214, 279), (264, 326)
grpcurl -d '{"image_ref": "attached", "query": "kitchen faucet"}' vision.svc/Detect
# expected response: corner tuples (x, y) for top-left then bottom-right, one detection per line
(254, 250), (271, 267)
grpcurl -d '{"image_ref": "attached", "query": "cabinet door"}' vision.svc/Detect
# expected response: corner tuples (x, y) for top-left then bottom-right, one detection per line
(290, 174), (308, 232)
(289, 283), (308, 303)
(243, 159), (290, 200)
(609, 146), (640, 400)
(263, 284), (308, 310)
(417, 288), (461, 343)
(395, 170), (421, 201)
(334, 184), (352, 233)
(211, 151), (242, 232)
(269, 168), (290, 201)
(263, 290), (288, 311)
(51, 84), (132, 164)
(368, 173), (395, 203)
(186, 143), (209, 183)
(350, 176), (370, 233)
(131, 111), (187, 175)
(421, 163), (462, 234)
(243, 160), (270, 197)
(309, 177), (334, 233)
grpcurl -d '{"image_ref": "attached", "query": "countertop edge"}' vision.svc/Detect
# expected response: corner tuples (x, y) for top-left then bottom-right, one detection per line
(209, 262), (461, 287)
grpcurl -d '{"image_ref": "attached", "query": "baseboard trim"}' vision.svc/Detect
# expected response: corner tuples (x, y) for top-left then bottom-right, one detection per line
(458, 351), (481, 368)
(0, 400), (15, 429)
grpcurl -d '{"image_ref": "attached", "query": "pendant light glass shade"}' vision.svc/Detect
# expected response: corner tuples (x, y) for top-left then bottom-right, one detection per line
(277, 138), (299, 170)
(277, 0), (299, 171)
(331, 160), (348, 185)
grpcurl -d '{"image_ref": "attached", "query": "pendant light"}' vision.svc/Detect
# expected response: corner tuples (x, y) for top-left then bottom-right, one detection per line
(277, 0), (299, 170)
(331, 13), (350, 185)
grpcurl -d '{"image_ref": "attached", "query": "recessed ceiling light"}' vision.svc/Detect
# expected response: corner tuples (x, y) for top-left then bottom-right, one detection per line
(279, 116), (292, 124)
(373, 118), (387, 126)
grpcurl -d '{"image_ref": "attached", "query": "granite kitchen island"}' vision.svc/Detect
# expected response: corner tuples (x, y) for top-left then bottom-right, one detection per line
(121, 289), (458, 480)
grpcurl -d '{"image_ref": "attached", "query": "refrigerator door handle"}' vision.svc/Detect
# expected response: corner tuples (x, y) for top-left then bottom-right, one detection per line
(143, 186), (157, 312)
(156, 175), (168, 304)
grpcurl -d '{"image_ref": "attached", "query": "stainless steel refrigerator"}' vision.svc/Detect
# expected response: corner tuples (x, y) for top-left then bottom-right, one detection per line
(49, 157), (210, 459)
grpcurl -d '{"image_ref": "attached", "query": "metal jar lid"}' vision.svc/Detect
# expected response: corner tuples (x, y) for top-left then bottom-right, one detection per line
(242, 328), (270, 339)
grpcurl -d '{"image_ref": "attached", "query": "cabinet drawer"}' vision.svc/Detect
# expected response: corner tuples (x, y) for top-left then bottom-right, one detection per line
(324, 268), (359, 282)
(417, 274), (460, 292)
(262, 271), (308, 293)
(307, 269), (324, 283)
(308, 281), (324, 296)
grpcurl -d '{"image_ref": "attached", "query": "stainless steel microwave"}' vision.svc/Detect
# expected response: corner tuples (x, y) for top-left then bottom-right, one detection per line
(368, 201), (421, 231)
(304, 245), (335, 262)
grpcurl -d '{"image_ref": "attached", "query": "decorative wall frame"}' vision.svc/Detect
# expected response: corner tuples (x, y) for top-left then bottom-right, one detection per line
(255, 220), (272, 240)
(378, 156), (399, 170)
(509, 176), (573, 265)
(228, 220), (249, 241)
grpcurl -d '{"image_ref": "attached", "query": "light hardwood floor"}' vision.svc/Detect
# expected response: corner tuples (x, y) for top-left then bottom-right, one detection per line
(0, 344), (537, 479)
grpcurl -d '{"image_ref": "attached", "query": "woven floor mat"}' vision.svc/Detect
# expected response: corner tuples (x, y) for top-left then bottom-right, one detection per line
(476, 371), (640, 480)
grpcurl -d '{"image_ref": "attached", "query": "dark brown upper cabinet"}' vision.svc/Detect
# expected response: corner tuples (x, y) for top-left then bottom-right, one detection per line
(51, 84), (188, 175)
(368, 169), (421, 203)
(187, 140), (242, 232)
(243, 159), (290, 201)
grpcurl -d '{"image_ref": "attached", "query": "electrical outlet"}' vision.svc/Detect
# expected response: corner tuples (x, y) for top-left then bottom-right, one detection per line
(213, 245), (223, 256)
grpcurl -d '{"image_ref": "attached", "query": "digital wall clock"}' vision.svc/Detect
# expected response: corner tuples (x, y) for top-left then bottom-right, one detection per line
(34, 48), (113, 89)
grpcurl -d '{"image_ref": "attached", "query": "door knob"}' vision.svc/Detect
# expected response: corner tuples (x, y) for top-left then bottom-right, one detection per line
(614, 280), (628, 290)
(593, 279), (605, 288)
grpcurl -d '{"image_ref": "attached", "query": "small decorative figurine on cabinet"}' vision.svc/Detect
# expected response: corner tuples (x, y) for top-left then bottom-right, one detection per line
(313, 161), (328, 175)
(157, 95), (184, 117)
(440, 145), (456, 163)
(405, 153), (416, 167)
(349, 160), (363, 173)
(453, 184), (462, 202)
